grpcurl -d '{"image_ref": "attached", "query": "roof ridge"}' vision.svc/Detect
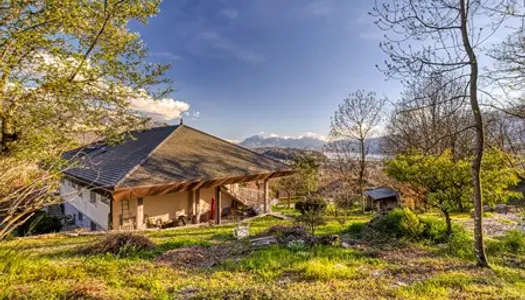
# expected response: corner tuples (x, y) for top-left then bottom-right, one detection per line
(182, 125), (291, 169)
(113, 125), (181, 189)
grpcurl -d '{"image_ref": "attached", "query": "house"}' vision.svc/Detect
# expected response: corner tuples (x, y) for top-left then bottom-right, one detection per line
(60, 125), (294, 231)
(364, 187), (400, 212)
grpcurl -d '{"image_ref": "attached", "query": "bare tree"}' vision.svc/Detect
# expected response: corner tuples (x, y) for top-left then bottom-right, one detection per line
(329, 90), (385, 213)
(373, 0), (516, 267)
(386, 74), (474, 161)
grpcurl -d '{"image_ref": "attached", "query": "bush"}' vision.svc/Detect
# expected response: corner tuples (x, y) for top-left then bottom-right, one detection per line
(346, 222), (366, 239)
(488, 230), (525, 255)
(295, 198), (327, 215)
(295, 196), (327, 234)
(447, 226), (474, 259)
(420, 217), (449, 243)
(16, 210), (62, 236)
(81, 233), (155, 257)
(369, 208), (423, 240)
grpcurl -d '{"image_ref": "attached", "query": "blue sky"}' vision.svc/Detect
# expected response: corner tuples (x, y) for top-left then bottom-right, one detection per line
(131, 0), (402, 141)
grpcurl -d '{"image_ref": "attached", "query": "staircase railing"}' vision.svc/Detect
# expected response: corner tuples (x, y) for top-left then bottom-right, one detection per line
(224, 184), (265, 205)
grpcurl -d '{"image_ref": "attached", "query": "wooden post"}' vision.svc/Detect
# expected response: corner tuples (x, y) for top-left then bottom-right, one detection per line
(215, 186), (222, 225)
(190, 190), (197, 224)
(195, 189), (201, 224)
(136, 198), (144, 230)
(263, 179), (269, 213)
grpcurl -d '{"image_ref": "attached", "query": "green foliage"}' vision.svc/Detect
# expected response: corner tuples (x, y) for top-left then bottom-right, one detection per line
(346, 222), (366, 238)
(488, 230), (525, 255)
(447, 227), (475, 260)
(385, 149), (521, 235)
(1, 0), (172, 159)
(295, 196), (327, 234)
(370, 208), (423, 240)
(386, 150), (520, 210)
(419, 217), (449, 243)
(16, 211), (62, 236)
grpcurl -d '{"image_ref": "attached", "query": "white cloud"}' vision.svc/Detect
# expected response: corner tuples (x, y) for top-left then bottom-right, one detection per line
(257, 132), (325, 141)
(151, 52), (184, 61)
(220, 9), (238, 20)
(299, 132), (327, 141)
(187, 32), (263, 64)
(129, 91), (190, 121)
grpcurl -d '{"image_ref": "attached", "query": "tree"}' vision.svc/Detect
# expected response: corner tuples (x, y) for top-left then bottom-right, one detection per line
(293, 153), (320, 196)
(0, 0), (172, 238)
(386, 150), (521, 236)
(373, 0), (516, 267)
(295, 196), (327, 235)
(386, 75), (473, 160)
(329, 90), (385, 213)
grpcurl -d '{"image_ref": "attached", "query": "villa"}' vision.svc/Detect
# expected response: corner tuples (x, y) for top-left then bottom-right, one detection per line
(59, 125), (294, 231)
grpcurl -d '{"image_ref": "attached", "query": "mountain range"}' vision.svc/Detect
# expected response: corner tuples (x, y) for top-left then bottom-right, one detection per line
(239, 135), (386, 154)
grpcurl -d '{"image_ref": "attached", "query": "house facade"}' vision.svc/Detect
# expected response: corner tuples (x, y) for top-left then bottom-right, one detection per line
(60, 125), (293, 231)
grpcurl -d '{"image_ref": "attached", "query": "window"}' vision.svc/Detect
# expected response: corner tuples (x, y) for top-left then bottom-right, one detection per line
(90, 191), (97, 205)
(78, 212), (83, 222)
(90, 221), (97, 231)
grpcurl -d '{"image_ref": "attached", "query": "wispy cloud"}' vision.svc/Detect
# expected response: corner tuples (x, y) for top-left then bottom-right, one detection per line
(305, 0), (333, 17)
(151, 52), (184, 61)
(220, 8), (238, 20)
(187, 32), (263, 64)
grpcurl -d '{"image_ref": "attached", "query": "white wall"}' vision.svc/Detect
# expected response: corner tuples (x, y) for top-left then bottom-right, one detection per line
(60, 179), (110, 230)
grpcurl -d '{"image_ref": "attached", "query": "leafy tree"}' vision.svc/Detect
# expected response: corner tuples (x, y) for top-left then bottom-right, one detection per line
(0, 0), (172, 238)
(373, 0), (518, 268)
(386, 150), (521, 236)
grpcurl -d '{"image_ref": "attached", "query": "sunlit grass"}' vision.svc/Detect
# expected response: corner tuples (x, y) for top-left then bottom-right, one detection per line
(1, 215), (524, 299)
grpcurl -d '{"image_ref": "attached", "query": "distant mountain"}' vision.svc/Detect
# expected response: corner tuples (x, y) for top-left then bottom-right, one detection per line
(239, 134), (386, 154)
(239, 135), (326, 150)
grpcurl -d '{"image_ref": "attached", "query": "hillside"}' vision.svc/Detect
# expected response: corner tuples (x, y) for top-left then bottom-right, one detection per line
(1, 213), (524, 299)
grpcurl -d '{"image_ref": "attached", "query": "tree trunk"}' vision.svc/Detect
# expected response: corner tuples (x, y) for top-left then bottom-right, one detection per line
(359, 138), (366, 213)
(459, 0), (490, 268)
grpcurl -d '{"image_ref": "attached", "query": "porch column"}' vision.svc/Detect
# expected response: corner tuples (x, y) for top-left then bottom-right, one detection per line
(263, 179), (269, 213)
(136, 198), (144, 230)
(195, 189), (201, 224)
(190, 190), (196, 224)
(215, 186), (222, 225)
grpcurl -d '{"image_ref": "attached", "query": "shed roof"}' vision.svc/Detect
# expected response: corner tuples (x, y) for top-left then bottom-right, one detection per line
(63, 125), (293, 194)
(364, 187), (398, 201)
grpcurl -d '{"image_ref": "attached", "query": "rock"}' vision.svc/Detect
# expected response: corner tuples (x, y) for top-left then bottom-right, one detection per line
(250, 236), (277, 247)
(395, 281), (408, 287)
(316, 234), (341, 246)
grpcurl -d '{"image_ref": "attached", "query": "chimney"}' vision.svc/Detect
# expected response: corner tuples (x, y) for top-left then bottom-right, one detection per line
(180, 118), (184, 125)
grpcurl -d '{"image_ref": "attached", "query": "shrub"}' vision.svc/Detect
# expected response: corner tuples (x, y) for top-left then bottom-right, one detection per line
(81, 233), (155, 257)
(488, 230), (525, 255)
(295, 196), (327, 234)
(447, 227), (474, 259)
(346, 222), (366, 239)
(16, 210), (62, 236)
(369, 208), (423, 240)
(420, 217), (449, 243)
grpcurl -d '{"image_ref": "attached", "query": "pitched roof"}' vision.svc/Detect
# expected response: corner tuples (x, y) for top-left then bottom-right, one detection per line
(364, 187), (398, 201)
(63, 125), (292, 189)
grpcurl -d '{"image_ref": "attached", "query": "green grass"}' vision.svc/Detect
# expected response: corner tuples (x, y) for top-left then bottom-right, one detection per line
(1, 215), (524, 299)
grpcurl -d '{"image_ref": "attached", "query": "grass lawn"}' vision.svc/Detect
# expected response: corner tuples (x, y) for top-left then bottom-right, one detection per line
(1, 214), (524, 299)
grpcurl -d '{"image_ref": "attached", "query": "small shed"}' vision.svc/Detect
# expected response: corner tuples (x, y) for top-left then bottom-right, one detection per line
(364, 187), (400, 212)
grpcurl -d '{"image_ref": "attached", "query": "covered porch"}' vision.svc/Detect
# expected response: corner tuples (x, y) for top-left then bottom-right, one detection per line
(111, 177), (276, 230)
